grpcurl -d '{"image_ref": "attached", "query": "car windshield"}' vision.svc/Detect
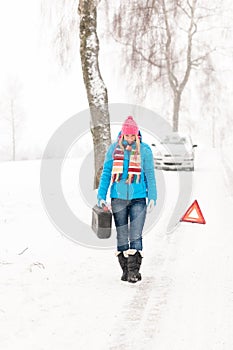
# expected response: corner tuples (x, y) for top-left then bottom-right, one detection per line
(161, 137), (188, 145)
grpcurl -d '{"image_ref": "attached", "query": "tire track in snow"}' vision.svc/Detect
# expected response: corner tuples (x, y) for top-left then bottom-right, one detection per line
(108, 237), (175, 350)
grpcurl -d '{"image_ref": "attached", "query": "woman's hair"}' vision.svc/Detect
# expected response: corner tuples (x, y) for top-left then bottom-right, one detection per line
(118, 134), (141, 156)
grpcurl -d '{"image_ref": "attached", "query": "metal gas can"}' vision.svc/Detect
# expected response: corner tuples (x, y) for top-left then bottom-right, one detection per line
(91, 205), (112, 239)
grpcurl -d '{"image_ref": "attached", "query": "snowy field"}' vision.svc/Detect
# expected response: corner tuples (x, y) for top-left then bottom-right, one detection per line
(1, 147), (233, 350)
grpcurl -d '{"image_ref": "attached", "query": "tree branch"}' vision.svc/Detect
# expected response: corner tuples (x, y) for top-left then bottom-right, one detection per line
(191, 48), (216, 67)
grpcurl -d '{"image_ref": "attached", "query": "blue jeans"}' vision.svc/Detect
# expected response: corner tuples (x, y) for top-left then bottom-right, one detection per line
(111, 198), (147, 251)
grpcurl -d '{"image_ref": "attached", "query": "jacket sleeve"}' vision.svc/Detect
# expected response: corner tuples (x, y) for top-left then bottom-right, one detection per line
(97, 143), (115, 201)
(143, 145), (157, 203)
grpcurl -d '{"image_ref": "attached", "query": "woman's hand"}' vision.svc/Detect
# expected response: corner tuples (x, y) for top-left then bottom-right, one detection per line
(147, 199), (155, 213)
(98, 199), (111, 212)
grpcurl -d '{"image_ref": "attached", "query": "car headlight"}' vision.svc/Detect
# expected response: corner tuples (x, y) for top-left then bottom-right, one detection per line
(184, 153), (193, 161)
(154, 151), (163, 159)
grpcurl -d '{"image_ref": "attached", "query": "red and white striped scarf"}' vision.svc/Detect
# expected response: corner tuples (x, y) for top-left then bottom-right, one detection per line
(112, 145), (141, 184)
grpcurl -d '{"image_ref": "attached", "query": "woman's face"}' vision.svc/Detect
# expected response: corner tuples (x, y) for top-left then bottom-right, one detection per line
(124, 134), (136, 144)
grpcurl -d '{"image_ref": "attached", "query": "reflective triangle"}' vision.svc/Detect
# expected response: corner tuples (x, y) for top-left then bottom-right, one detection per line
(180, 200), (206, 224)
(189, 208), (199, 219)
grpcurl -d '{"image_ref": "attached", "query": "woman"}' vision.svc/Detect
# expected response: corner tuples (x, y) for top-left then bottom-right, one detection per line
(97, 116), (157, 283)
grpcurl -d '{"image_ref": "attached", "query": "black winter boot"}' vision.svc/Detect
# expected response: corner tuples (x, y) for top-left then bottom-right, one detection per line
(117, 252), (128, 281)
(136, 252), (142, 281)
(127, 251), (143, 283)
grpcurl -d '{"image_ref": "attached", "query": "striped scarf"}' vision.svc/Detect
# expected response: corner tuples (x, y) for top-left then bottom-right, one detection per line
(112, 145), (141, 184)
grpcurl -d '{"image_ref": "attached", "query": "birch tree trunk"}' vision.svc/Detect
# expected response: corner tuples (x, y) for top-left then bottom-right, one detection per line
(79, 0), (111, 189)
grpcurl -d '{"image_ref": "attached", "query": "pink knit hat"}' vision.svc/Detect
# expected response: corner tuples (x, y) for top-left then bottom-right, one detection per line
(121, 116), (139, 135)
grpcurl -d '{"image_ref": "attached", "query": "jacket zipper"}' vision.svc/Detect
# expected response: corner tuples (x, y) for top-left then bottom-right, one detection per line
(127, 150), (130, 200)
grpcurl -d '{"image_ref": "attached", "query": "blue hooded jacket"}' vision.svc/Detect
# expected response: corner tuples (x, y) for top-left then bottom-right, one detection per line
(97, 131), (157, 203)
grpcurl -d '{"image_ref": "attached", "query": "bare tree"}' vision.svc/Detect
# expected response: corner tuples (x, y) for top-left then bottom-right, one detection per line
(78, 0), (111, 188)
(0, 78), (24, 161)
(110, 0), (221, 131)
(196, 56), (221, 147)
(41, 0), (111, 188)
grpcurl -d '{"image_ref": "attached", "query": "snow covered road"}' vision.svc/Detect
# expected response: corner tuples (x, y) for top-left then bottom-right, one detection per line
(1, 148), (233, 350)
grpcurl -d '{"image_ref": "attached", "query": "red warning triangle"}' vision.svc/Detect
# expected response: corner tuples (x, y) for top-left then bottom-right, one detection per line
(180, 200), (206, 224)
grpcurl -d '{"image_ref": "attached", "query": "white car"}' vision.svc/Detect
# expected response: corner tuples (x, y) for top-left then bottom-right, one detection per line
(151, 133), (197, 171)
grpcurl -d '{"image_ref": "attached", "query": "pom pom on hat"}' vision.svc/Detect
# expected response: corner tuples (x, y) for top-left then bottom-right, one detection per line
(121, 116), (139, 135)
